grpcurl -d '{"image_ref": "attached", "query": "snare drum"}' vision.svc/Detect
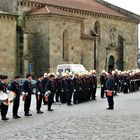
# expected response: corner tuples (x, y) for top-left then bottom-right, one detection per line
(0, 91), (8, 101)
(3, 91), (16, 105)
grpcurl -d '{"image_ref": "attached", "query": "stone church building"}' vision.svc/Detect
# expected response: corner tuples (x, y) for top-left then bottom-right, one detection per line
(0, 0), (140, 78)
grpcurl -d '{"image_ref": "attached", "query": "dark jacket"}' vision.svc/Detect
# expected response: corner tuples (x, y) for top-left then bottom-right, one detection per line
(36, 80), (43, 95)
(45, 80), (55, 94)
(23, 80), (32, 95)
(106, 76), (114, 91)
(0, 81), (7, 92)
(11, 80), (20, 97)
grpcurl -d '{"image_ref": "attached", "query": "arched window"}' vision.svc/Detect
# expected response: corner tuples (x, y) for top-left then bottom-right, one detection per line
(94, 21), (100, 34)
(108, 55), (115, 71)
(63, 29), (69, 61)
(94, 21), (100, 42)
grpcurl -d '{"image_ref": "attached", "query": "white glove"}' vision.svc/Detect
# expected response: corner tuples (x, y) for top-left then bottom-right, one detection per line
(22, 92), (28, 96)
(6, 90), (10, 93)
(37, 92), (41, 95)
(45, 91), (51, 96)
(22, 92), (25, 95)
(73, 89), (76, 92)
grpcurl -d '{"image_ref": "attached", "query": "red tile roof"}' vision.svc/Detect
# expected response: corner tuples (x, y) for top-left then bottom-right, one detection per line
(29, 5), (84, 18)
(23, 0), (126, 17)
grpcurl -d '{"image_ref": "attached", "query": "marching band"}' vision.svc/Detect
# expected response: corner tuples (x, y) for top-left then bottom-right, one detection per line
(0, 69), (140, 121)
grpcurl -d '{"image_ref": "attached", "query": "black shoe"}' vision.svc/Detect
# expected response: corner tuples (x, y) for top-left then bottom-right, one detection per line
(106, 107), (114, 110)
(16, 115), (21, 118)
(67, 103), (72, 106)
(25, 113), (32, 116)
(48, 109), (54, 111)
(101, 97), (105, 98)
(13, 115), (21, 119)
(2, 116), (9, 121)
(37, 111), (44, 114)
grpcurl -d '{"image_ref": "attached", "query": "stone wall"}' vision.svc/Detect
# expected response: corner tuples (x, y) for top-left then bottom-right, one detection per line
(49, 16), (82, 72)
(26, 15), (95, 73)
(83, 15), (138, 73)
(0, 0), (18, 14)
(22, 3), (139, 75)
(0, 15), (17, 80)
(25, 16), (50, 75)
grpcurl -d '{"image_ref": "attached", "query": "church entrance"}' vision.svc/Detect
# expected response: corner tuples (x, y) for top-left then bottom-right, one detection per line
(108, 55), (115, 71)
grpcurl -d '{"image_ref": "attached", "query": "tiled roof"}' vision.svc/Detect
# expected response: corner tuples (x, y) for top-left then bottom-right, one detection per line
(23, 0), (126, 18)
(29, 5), (84, 18)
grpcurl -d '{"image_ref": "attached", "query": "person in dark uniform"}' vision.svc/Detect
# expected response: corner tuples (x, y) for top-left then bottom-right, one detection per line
(64, 74), (73, 105)
(11, 75), (21, 119)
(42, 73), (48, 105)
(23, 74), (32, 116)
(106, 72), (114, 110)
(36, 74), (44, 114)
(45, 74), (55, 111)
(0, 75), (9, 120)
(100, 70), (106, 98)
(91, 70), (97, 100)
(59, 75), (67, 103)
(123, 72), (129, 94)
(113, 71), (119, 96)
(73, 74), (80, 104)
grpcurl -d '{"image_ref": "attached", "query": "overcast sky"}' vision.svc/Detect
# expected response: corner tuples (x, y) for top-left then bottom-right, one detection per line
(105, 0), (140, 48)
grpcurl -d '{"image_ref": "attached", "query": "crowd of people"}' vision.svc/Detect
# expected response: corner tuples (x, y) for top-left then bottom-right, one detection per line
(0, 69), (140, 121)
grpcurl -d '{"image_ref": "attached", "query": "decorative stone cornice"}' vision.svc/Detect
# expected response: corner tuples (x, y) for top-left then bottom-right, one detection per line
(27, 13), (84, 23)
(0, 14), (17, 21)
(21, 1), (139, 24)
(21, 1), (43, 8)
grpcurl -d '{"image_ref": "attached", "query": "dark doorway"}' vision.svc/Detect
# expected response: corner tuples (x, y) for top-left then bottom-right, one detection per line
(117, 35), (124, 71)
(108, 55), (115, 71)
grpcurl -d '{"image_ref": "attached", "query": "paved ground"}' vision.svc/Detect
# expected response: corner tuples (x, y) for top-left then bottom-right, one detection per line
(0, 89), (140, 140)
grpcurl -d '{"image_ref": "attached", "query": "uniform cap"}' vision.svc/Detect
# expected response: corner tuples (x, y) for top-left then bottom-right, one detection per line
(15, 75), (20, 79)
(26, 73), (32, 78)
(1, 75), (8, 80)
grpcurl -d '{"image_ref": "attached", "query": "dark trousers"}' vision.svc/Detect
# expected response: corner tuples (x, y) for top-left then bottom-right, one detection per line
(13, 96), (20, 116)
(73, 91), (78, 104)
(48, 94), (54, 110)
(36, 94), (42, 111)
(24, 94), (31, 114)
(66, 91), (72, 105)
(101, 85), (105, 98)
(123, 86), (129, 93)
(43, 92), (47, 105)
(92, 87), (96, 99)
(55, 91), (60, 102)
(1, 103), (8, 118)
(60, 92), (67, 103)
(107, 96), (114, 109)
